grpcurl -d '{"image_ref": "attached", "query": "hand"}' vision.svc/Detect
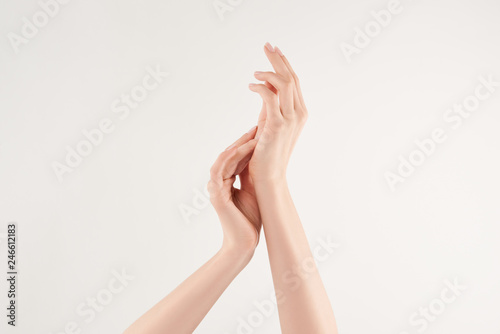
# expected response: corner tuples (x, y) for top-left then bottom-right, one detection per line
(207, 127), (262, 253)
(249, 43), (308, 182)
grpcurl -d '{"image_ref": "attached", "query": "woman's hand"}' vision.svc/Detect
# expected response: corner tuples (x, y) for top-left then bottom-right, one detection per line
(208, 126), (262, 253)
(124, 128), (262, 334)
(248, 43), (308, 183)
(248, 44), (338, 334)
(124, 130), (262, 334)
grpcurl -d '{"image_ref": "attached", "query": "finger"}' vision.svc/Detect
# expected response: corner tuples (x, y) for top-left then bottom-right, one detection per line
(254, 71), (287, 92)
(209, 149), (233, 184)
(276, 49), (298, 84)
(279, 51), (306, 113)
(233, 139), (258, 175)
(248, 83), (281, 120)
(254, 71), (294, 116)
(210, 147), (243, 188)
(224, 125), (257, 151)
(211, 126), (258, 182)
(265, 81), (277, 94)
(264, 42), (292, 79)
(256, 82), (276, 140)
(220, 139), (258, 181)
(207, 163), (234, 205)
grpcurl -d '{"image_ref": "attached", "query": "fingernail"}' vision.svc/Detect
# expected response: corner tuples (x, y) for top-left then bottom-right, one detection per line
(247, 125), (257, 134)
(254, 71), (264, 75)
(248, 83), (257, 88)
(275, 46), (284, 56)
(265, 42), (274, 52)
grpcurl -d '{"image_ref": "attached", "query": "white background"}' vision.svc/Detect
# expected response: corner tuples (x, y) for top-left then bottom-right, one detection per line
(1, 0), (499, 333)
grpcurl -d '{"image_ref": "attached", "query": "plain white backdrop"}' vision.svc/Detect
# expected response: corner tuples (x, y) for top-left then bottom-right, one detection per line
(1, 0), (499, 333)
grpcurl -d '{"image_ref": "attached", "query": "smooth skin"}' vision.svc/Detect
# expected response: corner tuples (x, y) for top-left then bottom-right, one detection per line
(123, 128), (262, 334)
(249, 42), (338, 333)
(124, 43), (338, 334)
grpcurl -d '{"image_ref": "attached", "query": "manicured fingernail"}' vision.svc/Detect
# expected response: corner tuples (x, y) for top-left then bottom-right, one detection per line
(247, 125), (257, 134)
(254, 71), (264, 75)
(275, 46), (284, 56)
(248, 83), (257, 88)
(265, 42), (274, 52)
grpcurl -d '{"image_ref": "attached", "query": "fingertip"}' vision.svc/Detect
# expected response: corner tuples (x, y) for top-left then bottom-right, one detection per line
(249, 83), (267, 93)
(247, 125), (257, 135)
(264, 42), (274, 53)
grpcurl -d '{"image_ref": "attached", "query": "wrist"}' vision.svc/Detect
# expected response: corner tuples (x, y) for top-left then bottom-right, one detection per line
(253, 175), (288, 190)
(219, 242), (255, 266)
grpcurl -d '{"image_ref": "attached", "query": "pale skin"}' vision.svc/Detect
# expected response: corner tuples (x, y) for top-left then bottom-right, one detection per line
(123, 43), (338, 334)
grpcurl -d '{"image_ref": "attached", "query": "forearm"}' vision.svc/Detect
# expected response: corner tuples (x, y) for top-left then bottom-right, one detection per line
(124, 246), (253, 334)
(255, 178), (337, 334)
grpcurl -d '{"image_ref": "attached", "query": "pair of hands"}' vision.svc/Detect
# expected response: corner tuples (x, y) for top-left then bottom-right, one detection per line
(123, 44), (336, 334)
(208, 43), (308, 255)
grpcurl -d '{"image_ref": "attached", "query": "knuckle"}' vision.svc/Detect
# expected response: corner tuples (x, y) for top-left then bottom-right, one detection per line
(277, 75), (293, 87)
(298, 107), (308, 117)
(283, 82), (293, 91)
(298, 112), (308, 125)
(273, 118), (285, 129)
(282, 77), (294, 87)
(293, 107), (307, 123)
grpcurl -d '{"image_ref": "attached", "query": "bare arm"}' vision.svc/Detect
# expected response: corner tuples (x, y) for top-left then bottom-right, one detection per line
(124, 247), (252, 334)
(255, 179), (337, 333)
(248, 43), (338, 333)
(124, 128), (262, 334)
